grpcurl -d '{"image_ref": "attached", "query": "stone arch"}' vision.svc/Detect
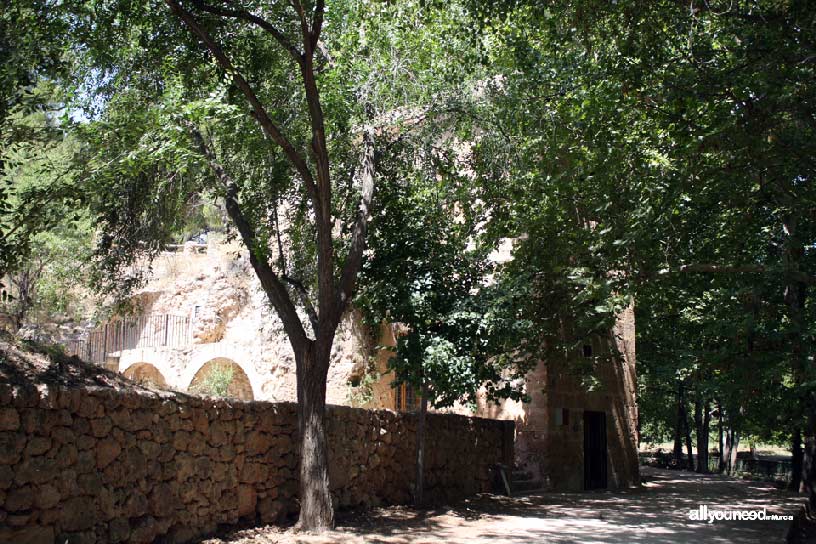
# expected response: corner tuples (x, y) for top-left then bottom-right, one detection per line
(122, 362), (168, 388)
(188, 357), (254, 400)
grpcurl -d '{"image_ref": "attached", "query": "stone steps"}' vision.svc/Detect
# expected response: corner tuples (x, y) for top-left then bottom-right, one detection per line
(496, 465), (547, 496)
(509, 477), (546, 494)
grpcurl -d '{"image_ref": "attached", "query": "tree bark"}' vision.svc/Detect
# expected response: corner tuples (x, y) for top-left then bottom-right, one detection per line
(673, 381), (685, 467)
(805, 416), (816, 512)
(296, 342), (334, 530)
(695, 397), (710, 473)
(791, 428), (803, 492)
(718, 402), (725, 473)
(415, 383), (428, 507)
(673, 382), (694, 471)
(724, 425), (740, 475)
(683, 404), (695, 472)
(781, 213), (815, 517)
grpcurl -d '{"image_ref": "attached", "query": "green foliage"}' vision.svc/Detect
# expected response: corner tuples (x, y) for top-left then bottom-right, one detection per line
(1, 216), (94, 328)
(468, 0), (816, 443)
(0, 81), (83, 280)
(357, 133), (538, 409)
(0, 77), (93, 328)
(0, 0), (812, 469)
(346, 360), (378, 408)
(190, 362), (235, 398)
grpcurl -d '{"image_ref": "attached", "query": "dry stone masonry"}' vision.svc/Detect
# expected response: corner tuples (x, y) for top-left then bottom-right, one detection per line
(0, 383), (512, 544)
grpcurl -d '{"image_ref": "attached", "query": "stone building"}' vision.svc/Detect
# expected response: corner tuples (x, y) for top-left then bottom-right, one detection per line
(65, 238), (639, 492)
(363, 308), (639, 491)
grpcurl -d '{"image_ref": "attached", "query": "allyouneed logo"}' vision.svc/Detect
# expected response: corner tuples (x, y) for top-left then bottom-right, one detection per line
(689, 505), (793, 523)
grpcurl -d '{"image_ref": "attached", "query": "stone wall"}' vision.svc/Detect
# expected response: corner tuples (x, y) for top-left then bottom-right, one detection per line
(0, 383), (512, 544)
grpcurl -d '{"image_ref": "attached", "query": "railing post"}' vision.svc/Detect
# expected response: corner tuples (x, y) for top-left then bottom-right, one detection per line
(164, 314), (170, 346)
(101, 324), (109, 365)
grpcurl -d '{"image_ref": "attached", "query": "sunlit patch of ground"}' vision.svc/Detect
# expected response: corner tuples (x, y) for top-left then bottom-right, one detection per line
(202, 467), (802, 543)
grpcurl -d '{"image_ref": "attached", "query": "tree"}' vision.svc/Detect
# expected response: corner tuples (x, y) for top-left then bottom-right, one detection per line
(357, 133), (536, 505)
(65, 0), (476, 530)
(0, 0), (76, 281)
(1, 76), (88, 327)
(468, 1), (815, 526)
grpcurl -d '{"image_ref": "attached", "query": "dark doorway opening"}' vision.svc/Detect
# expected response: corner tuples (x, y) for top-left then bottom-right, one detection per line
(584, 410), (608, 489)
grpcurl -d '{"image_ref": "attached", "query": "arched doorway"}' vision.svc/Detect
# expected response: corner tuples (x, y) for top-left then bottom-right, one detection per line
(188, 357), (254, 400)
(122, 362), (168, 388)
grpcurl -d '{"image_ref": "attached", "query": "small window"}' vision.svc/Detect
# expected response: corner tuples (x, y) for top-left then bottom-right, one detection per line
(582, 344), (593, 358)
(395, 382), (419, 412)
(555, 407), (570, 426)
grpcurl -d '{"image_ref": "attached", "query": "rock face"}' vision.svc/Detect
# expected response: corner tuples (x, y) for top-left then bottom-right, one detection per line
(0, 383), (513, 544)
(117, 242), (369, 405)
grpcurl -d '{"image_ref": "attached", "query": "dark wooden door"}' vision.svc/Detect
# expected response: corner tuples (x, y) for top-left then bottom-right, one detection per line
(583, 410), (608, 490)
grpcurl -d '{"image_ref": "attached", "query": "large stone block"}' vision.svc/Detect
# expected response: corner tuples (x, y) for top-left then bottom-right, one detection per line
(60, 496), (96, 531)
(0, 431), (25, 465)
(90, 416), (112, 438)
(96, 438), (121, 469)
(237, 485), (257, 518)
(15, 455), (60, 485)
(257, 497), (285, 523)
(245, 431), (271, 456)
(6, 485), (34, 511)
(129, 515), (159, 543)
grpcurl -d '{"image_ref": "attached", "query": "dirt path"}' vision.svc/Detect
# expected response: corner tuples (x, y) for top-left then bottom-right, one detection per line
(202, 467), (803, 543)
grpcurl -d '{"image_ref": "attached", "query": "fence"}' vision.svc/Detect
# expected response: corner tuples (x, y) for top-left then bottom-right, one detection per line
(639, 451), (793, 483)
(64, 314), (192, 364)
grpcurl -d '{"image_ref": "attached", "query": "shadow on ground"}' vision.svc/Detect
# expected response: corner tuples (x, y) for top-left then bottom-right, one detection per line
(200, 467), (804, 544)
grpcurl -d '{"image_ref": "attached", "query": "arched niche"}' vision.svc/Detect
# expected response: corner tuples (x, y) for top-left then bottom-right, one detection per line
(122, 362), (168, 388)
(188, 357), (254, 401)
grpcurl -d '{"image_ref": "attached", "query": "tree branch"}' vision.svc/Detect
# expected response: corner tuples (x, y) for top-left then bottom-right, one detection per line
(311, 0), (325, 49)
(294, 29), (335, 336)
(283, 274), (320, 334)
(187, 0), (302, 60)
(337, 125), (376, 316)
(289, 0), (313, 59)
(185, 123), (309, 348)
(166, 0), (319, 206)
(273, 206), (319, 336)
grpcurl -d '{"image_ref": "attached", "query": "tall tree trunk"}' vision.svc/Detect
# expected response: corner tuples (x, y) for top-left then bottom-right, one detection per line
(674, 381), (694, 471)
(683, 404), (695, 472)
(791, 428), (803, 492)
(724, 426), (740, 475)
(172, 1), (377, 532)
(805, 416), (816, 512)
(296, 343), (334, 531)
(695, 398), (711, 473)
(415, 383), (428, 507)
(718, 402), (725, 473)
(674, 381), (685, 467)
(781, 213), (816, 522)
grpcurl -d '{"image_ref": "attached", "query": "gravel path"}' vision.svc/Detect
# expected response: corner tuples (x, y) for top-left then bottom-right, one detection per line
(202, 467), (803, 544)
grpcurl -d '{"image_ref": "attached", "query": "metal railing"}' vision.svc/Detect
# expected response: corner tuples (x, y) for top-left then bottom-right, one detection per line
(64, 314), (192, 364)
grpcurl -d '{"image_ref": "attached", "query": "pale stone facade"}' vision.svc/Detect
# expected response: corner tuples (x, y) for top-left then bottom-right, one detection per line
(107, 241), (369, 406)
